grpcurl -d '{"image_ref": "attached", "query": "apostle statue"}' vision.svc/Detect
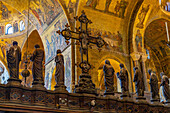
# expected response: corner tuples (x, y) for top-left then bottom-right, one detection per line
(133, 67), (145, 96)
(55, 49), (64, 87)
(117, 63), (129, 96)
(7, 41), (21, 79)
(148, 69), (159, 100)
(103, 60), (115, 95)
(30, 44), (44, 83)
(160, 72), (170, 102)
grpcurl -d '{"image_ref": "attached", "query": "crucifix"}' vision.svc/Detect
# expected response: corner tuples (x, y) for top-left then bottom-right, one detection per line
(57, 10), (105, 94)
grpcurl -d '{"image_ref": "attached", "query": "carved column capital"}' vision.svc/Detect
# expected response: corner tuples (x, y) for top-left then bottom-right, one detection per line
(141, 54), (148, 62)
(130, 52), (141, 61)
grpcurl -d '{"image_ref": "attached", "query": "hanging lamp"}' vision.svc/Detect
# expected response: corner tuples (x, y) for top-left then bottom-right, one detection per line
(21, 0), (30, 85)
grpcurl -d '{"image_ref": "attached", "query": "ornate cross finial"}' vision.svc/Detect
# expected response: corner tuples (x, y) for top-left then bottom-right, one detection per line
(74, 16), (78, 21)
(65, 40), (70, 45)
(56, 30), (61, 35)
(65, 23), (70, 29)
(81, 10), (85, 14)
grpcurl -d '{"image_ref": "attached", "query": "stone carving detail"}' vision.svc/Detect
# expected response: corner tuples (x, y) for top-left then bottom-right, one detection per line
(46, 94), (55, 106)
(22, 91), (31, 103)
(0, 83), (168, 112)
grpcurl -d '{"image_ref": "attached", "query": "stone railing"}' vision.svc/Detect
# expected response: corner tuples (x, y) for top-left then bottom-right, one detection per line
(0, 83), (169, 113)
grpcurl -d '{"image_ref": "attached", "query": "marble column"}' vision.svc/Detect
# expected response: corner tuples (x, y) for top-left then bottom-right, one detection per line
(141, 55), (149, 91)
(130, 52), (141, 93)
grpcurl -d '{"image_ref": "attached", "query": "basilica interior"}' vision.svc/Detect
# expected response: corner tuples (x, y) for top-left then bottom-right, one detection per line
(0, 0), (169, 112)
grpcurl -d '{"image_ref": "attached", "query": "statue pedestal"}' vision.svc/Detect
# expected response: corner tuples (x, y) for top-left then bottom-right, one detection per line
(136, 96), (148, 103)
(120, 91), (130, 100)
(74, 73), (97, 95)
(164, 100), (170, 107)
(104, 90), (114, 96)
(32, 80), (46, 90)
(32, 81), (46, 106)
(150, 99), (161, 105)
(55, 85), (68, 93)
(7, 78), (22, 87)
(104, 95), (118, 100)
(7, 78), (22, 104)
(120, 94), (132, 101)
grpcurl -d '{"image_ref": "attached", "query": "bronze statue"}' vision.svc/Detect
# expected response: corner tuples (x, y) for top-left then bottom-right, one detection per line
(7, 41), (21, 79)
(103, 60), (115, 95)
(133, 67), (145, 96)
(30, 44), (44, 82)
(148, 69), (159, 100)
(55, 49), (64, 87)
(160, 72), (170, 102)
(117, 63), (129, 96)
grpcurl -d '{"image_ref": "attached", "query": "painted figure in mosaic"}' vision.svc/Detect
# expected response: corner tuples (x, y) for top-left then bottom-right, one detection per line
(13, 21), (18, 33)
(91, 0), (99, 9)
(119, 0), (128, 18)
(86, 0), (93, 6)
(30, 44), (44, 81)
(133, 67), (145, 96)
(7, 41), (21, 79)
(55, 49), (64, 87)
(114, 1), (120, 15)
(117, 63), (129, 96)
(103, 60), (115, 95)
(135, 29), (142, 52)
(0, 26), (4, 35)
(148, 69), (159, 100)
(0, 1), (11, 19)
(136, 5), (150, 28)
(105, 0), (112, 12)
(160, 72), (170, 102)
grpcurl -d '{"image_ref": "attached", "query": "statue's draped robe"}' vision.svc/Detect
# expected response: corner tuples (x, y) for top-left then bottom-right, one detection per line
(133, 69), (145, 96)
(118, 68), (129, 93)
(7, 46), (21, 78)
(103, 63), (114, 92)
(161, 75), (170, 101)
(149, 73), (159, 99)
(55, 53), (64, 86)
(30, 48), (44, 81)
